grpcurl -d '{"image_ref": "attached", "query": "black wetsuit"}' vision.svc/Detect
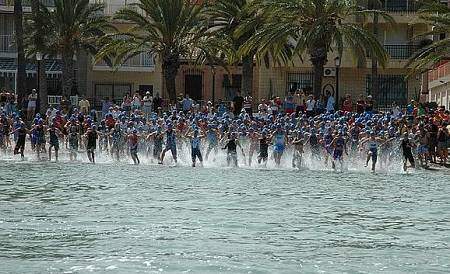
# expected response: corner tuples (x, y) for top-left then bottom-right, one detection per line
(86, 131), (98, 151)
(14, 127), (26, 156)
(259, 137), (268, 159)
(401, 139), (415, 166)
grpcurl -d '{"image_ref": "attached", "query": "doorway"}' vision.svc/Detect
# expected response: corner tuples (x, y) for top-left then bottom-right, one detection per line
(184, 74), (203, 101)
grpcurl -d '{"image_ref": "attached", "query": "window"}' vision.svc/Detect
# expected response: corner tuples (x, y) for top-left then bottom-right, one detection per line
(223, 74), (242, 101)
(94, 83), (132, 108)
(287, 73), (314, 94)
(366, 75), (408, 107)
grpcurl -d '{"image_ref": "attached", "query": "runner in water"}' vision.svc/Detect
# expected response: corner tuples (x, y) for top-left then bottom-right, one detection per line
(147, 126), (164, 163)
(128, 129), (140, 165)
(292, 130), (306, 169)
(205, 124), (219, 161)
(360, 132), (382, 172)
(257, 129), (269, 167)
(66, 117), (80, 161)
(12, 122), (28, 159)
(48, 120), (62, 162)
(85, 126), (99, 164)
(247, 127), (259, 166)
(272, 125), (288, 167)
(186, 128), (205, 167)
(34, 119), (46, 160)
(110, 123), (123, 161)
(159, 123), (178, 165)
(416, 128), (430, 167)
(308, 128), (321, 161)
(330, 131), (347, 171)
(1, 113), (11, 150)
(0, 119), (5, 154)
(401, 133), (416, 171)
(222, 132), (245, 167)
(323, 129), (334, 167)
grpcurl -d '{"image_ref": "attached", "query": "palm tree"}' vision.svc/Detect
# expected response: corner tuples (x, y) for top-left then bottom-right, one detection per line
(26, 0), (113, 97)
(14, 0), (27, 99)
(96, 0), (207, 103)
(206, 0), (292, 98)
(30, 0), (48, 111)
(242, 0), (392, 98)
(408, 0), (450, 76)
(206, 0), (258, 97)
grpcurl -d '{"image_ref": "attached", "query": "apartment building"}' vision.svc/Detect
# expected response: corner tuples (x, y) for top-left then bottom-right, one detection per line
(0, 0), (64, 95)
(0, 0), (434, 109)
(427, 2), (450, 110)
(0, 0), (157, 108)
(260, 0), (430, 108)
(175, 0), (431, 107)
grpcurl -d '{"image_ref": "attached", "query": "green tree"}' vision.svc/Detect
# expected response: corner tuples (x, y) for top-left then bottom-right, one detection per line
(14, 0), (27, 99)
(242, 0), (392, 98)
(26, 0), (113, 97)
(206, 0), (258, 97)
(408, 0), (449, 76)
(97, 0), (207, 103)
(30, 0), (48, 111)
(206, 0), (292, 98)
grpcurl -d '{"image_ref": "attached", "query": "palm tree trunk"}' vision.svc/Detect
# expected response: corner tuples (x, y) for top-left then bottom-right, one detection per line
(310, 47), (327, 98)
(62, 51), (75, 97)
(37, 60), (47, 111)
(371, 10), (379, 106)
(162, 55), (180, 103)
(31, 0), (48, 112)
(241, 54), (254, 96)
(14, 0), (27, 100)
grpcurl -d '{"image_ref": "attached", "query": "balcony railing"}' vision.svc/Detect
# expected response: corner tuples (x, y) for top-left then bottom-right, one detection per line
(94, 52), (155, 69)
(364, 0), (419, 13)
(384, 44), (418, 59)
(96, 0), (145, 16)
(0, 0), (55, 7)
(428, 61), (450, 82)
(367, 44), (418, 60)
(382, 0), (419, 12)
(0, 35), (15, 53)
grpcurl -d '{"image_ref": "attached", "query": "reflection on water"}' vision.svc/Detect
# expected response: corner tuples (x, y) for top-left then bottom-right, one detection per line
(0, 161), (450, 273)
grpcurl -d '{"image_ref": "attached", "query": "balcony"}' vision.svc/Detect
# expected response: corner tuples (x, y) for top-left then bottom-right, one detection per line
(95, 0), (144, 16)
(384, 44), (418, 59)
(367, 44), (418, 60)
(381, 0), (418, 13)
(428, 61), (450, 82)
(93, 52), (155, 72)
(0, 35), (15, 53)
(0, 0), (54, 7)
(363, 0), (419, 13)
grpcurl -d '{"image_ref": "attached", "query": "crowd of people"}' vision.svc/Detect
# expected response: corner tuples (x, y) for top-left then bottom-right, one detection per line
(0, 88), (449, 173)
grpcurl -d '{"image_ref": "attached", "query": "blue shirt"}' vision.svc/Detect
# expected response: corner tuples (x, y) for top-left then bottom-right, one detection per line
(182, 98), (193, 111)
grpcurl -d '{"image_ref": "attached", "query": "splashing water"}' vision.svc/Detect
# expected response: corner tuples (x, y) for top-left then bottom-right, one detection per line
(1, 141), (450, 273)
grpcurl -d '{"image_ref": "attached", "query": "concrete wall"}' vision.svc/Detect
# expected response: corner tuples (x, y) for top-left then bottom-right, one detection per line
(429, 84), (450, 110)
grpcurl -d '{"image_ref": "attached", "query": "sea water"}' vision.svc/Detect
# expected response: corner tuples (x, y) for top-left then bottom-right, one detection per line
(0, 156), (450, 273)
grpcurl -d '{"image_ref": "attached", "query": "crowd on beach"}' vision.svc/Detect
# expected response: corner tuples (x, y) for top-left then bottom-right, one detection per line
(0, 88), (449, 172)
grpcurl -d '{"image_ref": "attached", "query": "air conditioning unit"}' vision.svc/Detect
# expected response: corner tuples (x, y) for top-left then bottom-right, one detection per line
(324, 68), (336, 77)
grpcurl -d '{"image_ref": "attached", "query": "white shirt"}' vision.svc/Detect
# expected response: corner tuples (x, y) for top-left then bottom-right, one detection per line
(306, 99), (316, 111)
(143, 96), (152, 106)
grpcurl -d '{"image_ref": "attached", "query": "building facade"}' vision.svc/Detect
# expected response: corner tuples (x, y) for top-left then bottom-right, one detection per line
(428, 61), (450, 110)
(426, 1), (450, 111)
(0, 0), (434, 109)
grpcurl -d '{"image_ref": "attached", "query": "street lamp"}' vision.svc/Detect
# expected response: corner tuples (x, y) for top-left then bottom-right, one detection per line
(211, 65), (216, 105)
(36, 51), (42, 90)
(334, 56), (341, 110)
(36, 52), (43, 112)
